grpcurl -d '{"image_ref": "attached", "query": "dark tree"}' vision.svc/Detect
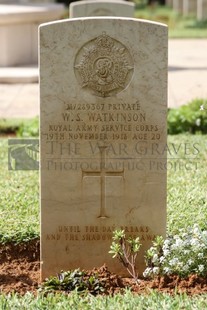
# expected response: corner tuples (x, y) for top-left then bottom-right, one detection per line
(56, 0), (74, 6)
(148, 0), (166, 4)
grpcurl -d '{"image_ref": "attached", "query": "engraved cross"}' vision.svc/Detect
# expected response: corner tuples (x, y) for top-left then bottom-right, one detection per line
(82, 146), (124, 218)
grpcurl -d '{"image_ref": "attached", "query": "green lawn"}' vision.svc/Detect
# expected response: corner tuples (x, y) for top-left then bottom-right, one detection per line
(0, 139), (39, 243)
(1, 134), (206, 244)
(0, 290), (207, 309)
(0, 134), (207, 307)
(135, 5), (207, 38)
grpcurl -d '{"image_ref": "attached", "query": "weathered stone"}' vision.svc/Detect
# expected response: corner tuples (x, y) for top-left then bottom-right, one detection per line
(166, 0), (173, 6)
(40, 17), (168, 280)
(70, 0), (135, 18)
(183, 0), (197, 16)
(197, 0), (207, 20)
(173, 0), (183, 13)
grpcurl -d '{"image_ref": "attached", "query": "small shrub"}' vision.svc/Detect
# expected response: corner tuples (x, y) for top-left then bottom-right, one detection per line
(144, 224), (207, 278)
(17, 117), (39, 137)
(109, 229), (141, 281)
(0, 119), (20, 135)
(167, 99), (207, 134)
(41, 269), (105, 295)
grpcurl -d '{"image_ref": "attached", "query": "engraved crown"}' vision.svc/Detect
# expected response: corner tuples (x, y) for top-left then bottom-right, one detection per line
(96, 32), (114, 49)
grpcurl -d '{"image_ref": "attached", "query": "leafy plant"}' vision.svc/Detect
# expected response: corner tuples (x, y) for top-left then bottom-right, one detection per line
(0, 119), (20, 135)
(109, 230), (141, 281)
(167, 99), (207, 134)
(41, 269), (105, 295)
(0, 118), (39, 137)
(17, 117), (39, 137)
(144, 225), (207, 278)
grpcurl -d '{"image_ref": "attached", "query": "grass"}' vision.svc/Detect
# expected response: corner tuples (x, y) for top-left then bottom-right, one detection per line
(0, 119), (207, 306)
(0, 290), (207, 309)
(135, 5), (207, 38)
(0, 139), (39, 243)
(167, 134), (207, 235)
(0, 134), (207, 243)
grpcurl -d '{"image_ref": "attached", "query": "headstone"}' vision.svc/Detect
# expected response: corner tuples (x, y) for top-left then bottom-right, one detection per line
(70, 0), (135, 18)
(183, 0), (197, 15)
(0, 4), (65, 66)
(173, 0), (183, 13)
(40, 17), (168, 280)
(166, 0), (173, 6)
(197, 0), (207, 20)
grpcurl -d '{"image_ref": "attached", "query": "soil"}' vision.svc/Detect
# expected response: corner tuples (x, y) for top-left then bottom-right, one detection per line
(0, 240), (207, 296)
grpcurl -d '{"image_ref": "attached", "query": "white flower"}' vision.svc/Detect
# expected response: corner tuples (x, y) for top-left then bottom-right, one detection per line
(195, 118), (201, 126)
(175, 238), (183, 247)
(169, 258), (179, 266)
(198, 252), (204, 259)
(163, 249), (170, 257)
(198, 265), (204, 273)
(200, 105), (205, 111)
(193, 225), (200, 235)
(188, 259), (193, 266)
(171, 243), (179, 250)
(152, 267), (160, 275)
(152, 254), (158, 263)
(191, 238), (199, 247)
(163, 267), (171, 274)
(143, 268), (152, 278)
(202, 231), (207, 238)
(182, 265), (190, 272)
(164, 239), (171, 247)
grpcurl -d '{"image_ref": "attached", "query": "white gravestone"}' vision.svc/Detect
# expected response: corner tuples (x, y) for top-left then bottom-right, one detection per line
(183, 0), (197, 15)
(70, 0), (135, 18)
(166, 0), (173, 6)
(197, 0), (207, 20)
(40, 17), (168, 280)
(173, 0), (184, 13)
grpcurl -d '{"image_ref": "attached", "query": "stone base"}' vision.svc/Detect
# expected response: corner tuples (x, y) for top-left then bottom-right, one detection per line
(0, 66), (38, 83)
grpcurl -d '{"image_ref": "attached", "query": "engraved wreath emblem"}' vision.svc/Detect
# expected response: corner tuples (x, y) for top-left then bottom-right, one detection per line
(74, 32), (134, 97)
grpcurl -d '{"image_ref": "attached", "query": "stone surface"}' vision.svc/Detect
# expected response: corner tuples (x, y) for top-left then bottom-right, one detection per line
(173, 0), (183, 13)
(183, 0), (197, 15)
(197, 0), (207, 20)
(40, 17), (168, 280)
(0, 4), (65, 67)
(0, 66), (38, 83)
(166, 0), (173, 6)
(70, 0), (135, 18)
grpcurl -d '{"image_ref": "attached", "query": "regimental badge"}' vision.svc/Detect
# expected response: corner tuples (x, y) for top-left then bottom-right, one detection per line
(74, 32), (134, 97)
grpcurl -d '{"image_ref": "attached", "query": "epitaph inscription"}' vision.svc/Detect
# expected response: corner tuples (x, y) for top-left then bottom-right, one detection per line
(74, 32), (134, 97)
